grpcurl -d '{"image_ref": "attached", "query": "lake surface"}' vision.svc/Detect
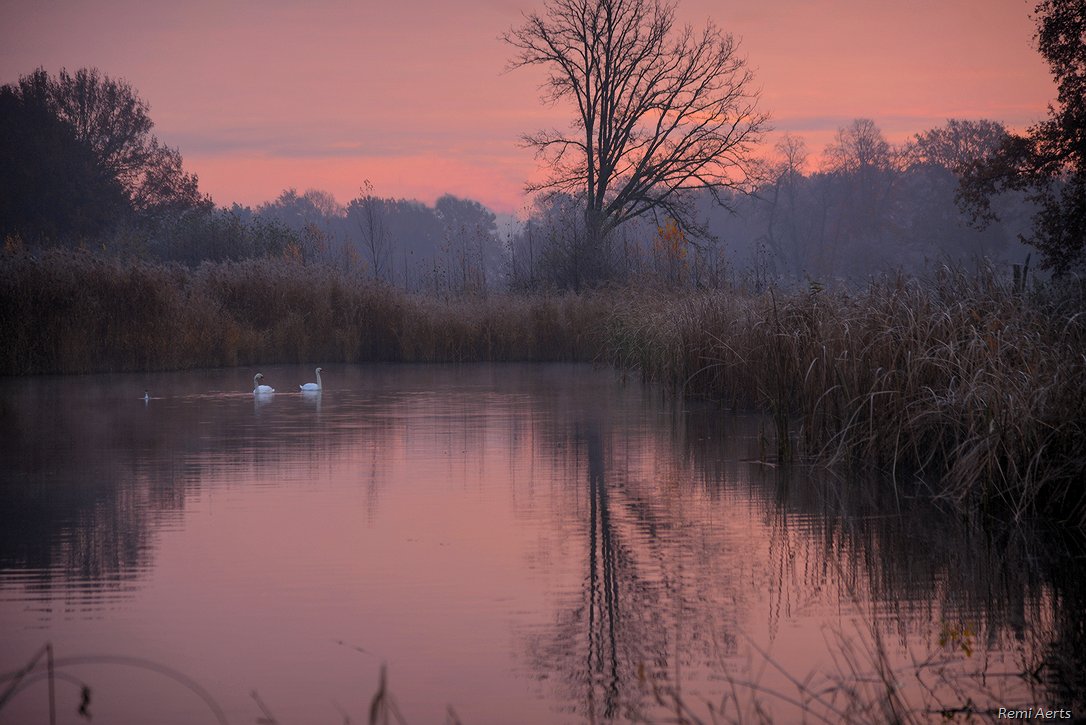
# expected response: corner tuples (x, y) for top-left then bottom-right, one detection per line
(1, 363), (1082, 723)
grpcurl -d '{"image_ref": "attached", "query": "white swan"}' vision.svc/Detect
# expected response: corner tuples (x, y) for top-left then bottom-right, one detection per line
(299, 367), (323, 392)
(253, 373), (275, 394)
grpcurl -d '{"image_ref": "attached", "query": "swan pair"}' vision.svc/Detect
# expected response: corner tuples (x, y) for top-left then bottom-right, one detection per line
(252, 368), (323, 395)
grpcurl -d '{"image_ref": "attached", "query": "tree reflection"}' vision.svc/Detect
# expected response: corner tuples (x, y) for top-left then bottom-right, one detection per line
(526, 415), (751, 722)
(523, 401), (1086, 721)
(584, 421), (620, 718)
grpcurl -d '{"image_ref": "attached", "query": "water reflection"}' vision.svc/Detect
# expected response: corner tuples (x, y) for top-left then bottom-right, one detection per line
(0, 364), (1081, 723)
(523, 401), (1085, 720)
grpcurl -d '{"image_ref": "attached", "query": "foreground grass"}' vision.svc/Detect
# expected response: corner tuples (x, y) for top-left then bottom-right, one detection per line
(3, 624), (1064, 724)
(2, 249), (1084, 523)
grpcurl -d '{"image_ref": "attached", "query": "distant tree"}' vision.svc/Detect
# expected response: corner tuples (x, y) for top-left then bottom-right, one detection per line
(258, 188), (345, 231)
(149, 207), (298, 265)
(348, 181), (392, 280)
(910, 119), (1009, 175)
(819, 119), (901, 275)
(256, 188), (349, 262)
(823, 118), (894, 174)
(504, 0), (767, 287)
(11, 68), (207, 222)
(898, 119), (1017, 263)
(529, 193), (592, 289)
(436, 194), (498, 295)
(958, 1), (1086, 274)
(758, 134), (810, 278)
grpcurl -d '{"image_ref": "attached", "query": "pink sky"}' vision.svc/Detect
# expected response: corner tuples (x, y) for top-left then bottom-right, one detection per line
(1, 0), (1054, 214)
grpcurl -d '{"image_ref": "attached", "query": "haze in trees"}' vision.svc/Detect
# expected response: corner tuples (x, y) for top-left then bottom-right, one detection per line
(504, 0), (767, 288)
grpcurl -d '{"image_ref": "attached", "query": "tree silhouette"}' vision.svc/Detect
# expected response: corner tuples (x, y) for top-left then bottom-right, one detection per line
(0, 82), (128, 243)
(1, 67), (207, 241)
(959, 1), (1086, 274)
(504, 0), (767, 285)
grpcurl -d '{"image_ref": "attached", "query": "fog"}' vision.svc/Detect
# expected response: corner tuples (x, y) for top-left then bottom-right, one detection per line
(143, 117), (1031, 293)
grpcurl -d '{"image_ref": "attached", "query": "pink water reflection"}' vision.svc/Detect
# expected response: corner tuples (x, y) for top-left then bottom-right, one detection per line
(0, 364), (1076, 723)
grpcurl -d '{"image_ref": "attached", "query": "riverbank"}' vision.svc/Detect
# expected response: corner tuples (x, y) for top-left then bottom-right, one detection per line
(605, 270), (1086, 525)
(3, 248), (1084, 523)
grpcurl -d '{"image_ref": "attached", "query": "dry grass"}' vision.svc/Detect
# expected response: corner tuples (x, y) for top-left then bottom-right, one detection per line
(604, 269), (1086, 524)
(0, 249), (609, 373)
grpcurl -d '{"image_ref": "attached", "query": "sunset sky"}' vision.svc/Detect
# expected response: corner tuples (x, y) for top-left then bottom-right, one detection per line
(1, 0), (1054, 215)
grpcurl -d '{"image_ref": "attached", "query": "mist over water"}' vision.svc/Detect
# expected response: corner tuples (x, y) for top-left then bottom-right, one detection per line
(0, 364), (1080, 723)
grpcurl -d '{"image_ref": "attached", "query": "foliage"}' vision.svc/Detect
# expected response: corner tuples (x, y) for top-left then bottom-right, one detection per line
(0, 67), (208, 244)
(0, 83), (129, 243)
(910, 118), (1009, 174)
(504, 117), (1028, 290)
(148, 207), (299, 265)
(0, 248), (607, 374)
(652, 218), (688, 287)
(958, 1), (1086, 275)
(349, 180), (392, 281)
(744, 118), (1026, 283)
(604, 268), (1086, 524)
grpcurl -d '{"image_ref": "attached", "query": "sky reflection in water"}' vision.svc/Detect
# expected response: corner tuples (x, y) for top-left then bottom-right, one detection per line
(0, 364), (1079, 723)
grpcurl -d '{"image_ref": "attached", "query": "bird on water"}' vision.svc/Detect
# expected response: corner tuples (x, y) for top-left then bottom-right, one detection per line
(300, 367), (323, 392)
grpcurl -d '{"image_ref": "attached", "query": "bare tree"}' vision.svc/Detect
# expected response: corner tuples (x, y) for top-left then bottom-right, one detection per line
(760, 134), (809, 279)
(504, 0), (767, 280)
(820, 119), (903, 276)
(823, 119), (894, 174)
(350, 180), (391, 280)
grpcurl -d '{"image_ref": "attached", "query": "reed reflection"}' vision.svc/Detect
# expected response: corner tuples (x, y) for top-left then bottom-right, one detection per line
(523, 401), (1086, 720)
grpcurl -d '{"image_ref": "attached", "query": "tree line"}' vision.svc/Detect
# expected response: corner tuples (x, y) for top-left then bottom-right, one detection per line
(503, 117), (1032, 290)
(3, 0), (1084, 292)
(0, 68), (1034, 294)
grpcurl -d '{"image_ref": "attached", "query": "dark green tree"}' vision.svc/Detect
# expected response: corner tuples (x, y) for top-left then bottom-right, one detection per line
(0, 67), (207, 244)
(959, 1), (1086, 274)
(0, 84), (128, 243)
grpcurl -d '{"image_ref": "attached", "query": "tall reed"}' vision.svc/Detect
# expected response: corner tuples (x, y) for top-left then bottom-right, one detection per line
(0, 248), (609, 373)
(604, 269), (1086, 523)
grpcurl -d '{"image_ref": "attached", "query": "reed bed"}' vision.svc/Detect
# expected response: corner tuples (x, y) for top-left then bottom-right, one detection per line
(0, 248), (609, 374)
(604, 269), (1086, 524)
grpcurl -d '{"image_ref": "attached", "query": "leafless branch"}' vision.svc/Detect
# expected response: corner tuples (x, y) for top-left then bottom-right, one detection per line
(504, 0), (768, 247)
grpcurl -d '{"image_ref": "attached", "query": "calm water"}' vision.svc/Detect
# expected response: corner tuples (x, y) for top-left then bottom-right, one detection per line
(0, 364), (1082, 723)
